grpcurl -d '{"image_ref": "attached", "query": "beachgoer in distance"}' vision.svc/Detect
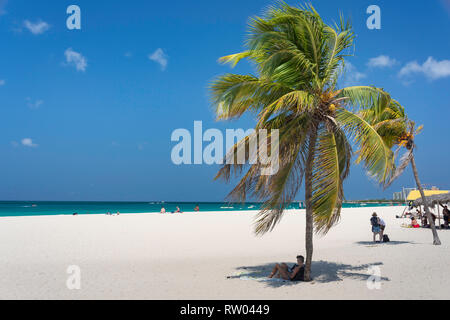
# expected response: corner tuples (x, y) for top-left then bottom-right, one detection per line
(370, 212), (382, 242)
(431, 212), (437, 226)
(268, 255), (305, 281)
(160, 207), (166, 214)
(194, 205), (200, 212)
(422, 214), (430, 227)
(175, 206), (181, 213)
(421, 212), (436, 228)
(411, 217), (420, 228)
(417, 207), (437, 226)
(440, 203), (449, 228)
(379, 216), (386, 238)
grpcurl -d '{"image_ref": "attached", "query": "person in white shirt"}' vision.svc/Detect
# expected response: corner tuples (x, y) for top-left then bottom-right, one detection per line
(379, 217), (386, 238)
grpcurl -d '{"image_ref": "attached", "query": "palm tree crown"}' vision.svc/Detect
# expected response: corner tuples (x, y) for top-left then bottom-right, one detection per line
(210, 3), (395, 232)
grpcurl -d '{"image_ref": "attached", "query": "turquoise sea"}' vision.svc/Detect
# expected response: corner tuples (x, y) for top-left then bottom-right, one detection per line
(0, 201), (401, 217)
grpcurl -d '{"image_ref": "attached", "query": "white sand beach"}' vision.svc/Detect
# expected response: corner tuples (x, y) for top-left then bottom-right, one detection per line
(0, 206), (449, 300)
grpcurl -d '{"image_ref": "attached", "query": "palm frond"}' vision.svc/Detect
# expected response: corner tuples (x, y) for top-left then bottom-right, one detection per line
(321, 19), (354, 86)
(336, 108), (394, 184)
(210, 74), (291, 120)
(384, 149), (413, 189)
(338, 86), (391, 115)
(257, 90), (316, 125)
(218, 51), (254, 68)
(311, 125), (351, 234)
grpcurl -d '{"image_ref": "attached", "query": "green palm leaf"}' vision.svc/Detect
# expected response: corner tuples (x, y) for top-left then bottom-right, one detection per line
(311, 125), (351, 234)
(338, 86), (391, 115)
(210, 74), (291, 120)
(336, 108), (395, 184)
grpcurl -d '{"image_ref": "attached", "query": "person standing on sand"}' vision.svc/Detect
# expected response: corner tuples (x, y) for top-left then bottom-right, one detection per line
(440, 203), (449, 228)
(268, 255), (305, 281)
(370, 213), (382, 242)
(194, 205), (200, 212)
(160, 207), (166, 214)
(379, 216), (386, 239)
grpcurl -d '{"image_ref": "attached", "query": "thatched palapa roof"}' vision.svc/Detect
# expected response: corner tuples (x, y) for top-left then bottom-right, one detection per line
(412, 192), (450, 207)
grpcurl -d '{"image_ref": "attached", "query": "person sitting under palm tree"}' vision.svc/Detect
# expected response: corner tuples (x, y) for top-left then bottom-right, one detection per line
(268, 255), (305, 281)
(422, 212), (437, 228)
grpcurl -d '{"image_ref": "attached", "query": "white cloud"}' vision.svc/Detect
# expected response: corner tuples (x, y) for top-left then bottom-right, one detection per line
(343, 62), (366, 84)
(26, 98), (43, 109)
(137, 142), (148, 151)
(124, 52), (133, 58)
(0, 0), (7, 16)
(0, 79), (5, 86)
(64, 48), (87, 72)
(399, 57), (450, 80)
(441, 0), (450, 15)
(368, 55), (397, 68)
(21, 138), (38, 148)
(149, 48), (168, 70)
(23, 20), (50, 35)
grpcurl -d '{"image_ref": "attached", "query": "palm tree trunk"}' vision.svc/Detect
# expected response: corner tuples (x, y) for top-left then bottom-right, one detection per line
(410, 155), (441, 245)
(304, 130), (318, 281)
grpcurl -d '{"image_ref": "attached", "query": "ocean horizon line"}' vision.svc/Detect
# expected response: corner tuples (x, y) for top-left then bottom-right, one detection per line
(0, 199), (405, 203)
(0, 200), (405, 218)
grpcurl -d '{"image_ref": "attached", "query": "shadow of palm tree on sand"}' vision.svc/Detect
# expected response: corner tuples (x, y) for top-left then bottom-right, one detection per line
(227, 261), (389, 288)
(355, 240), (416, 246)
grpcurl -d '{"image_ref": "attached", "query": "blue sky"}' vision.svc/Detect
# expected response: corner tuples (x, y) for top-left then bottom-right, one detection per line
(0, 0), (449, 201)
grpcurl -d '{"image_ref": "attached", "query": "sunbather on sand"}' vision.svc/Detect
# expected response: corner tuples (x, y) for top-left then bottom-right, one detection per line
(268, 255), (305, 281)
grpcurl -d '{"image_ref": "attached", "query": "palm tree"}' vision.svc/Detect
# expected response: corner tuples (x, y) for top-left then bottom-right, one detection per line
(209, 3), (397, 280)
(360, 100), (442, 245)
(383, 121), (442, 245)
(359, 98), (442, 245)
